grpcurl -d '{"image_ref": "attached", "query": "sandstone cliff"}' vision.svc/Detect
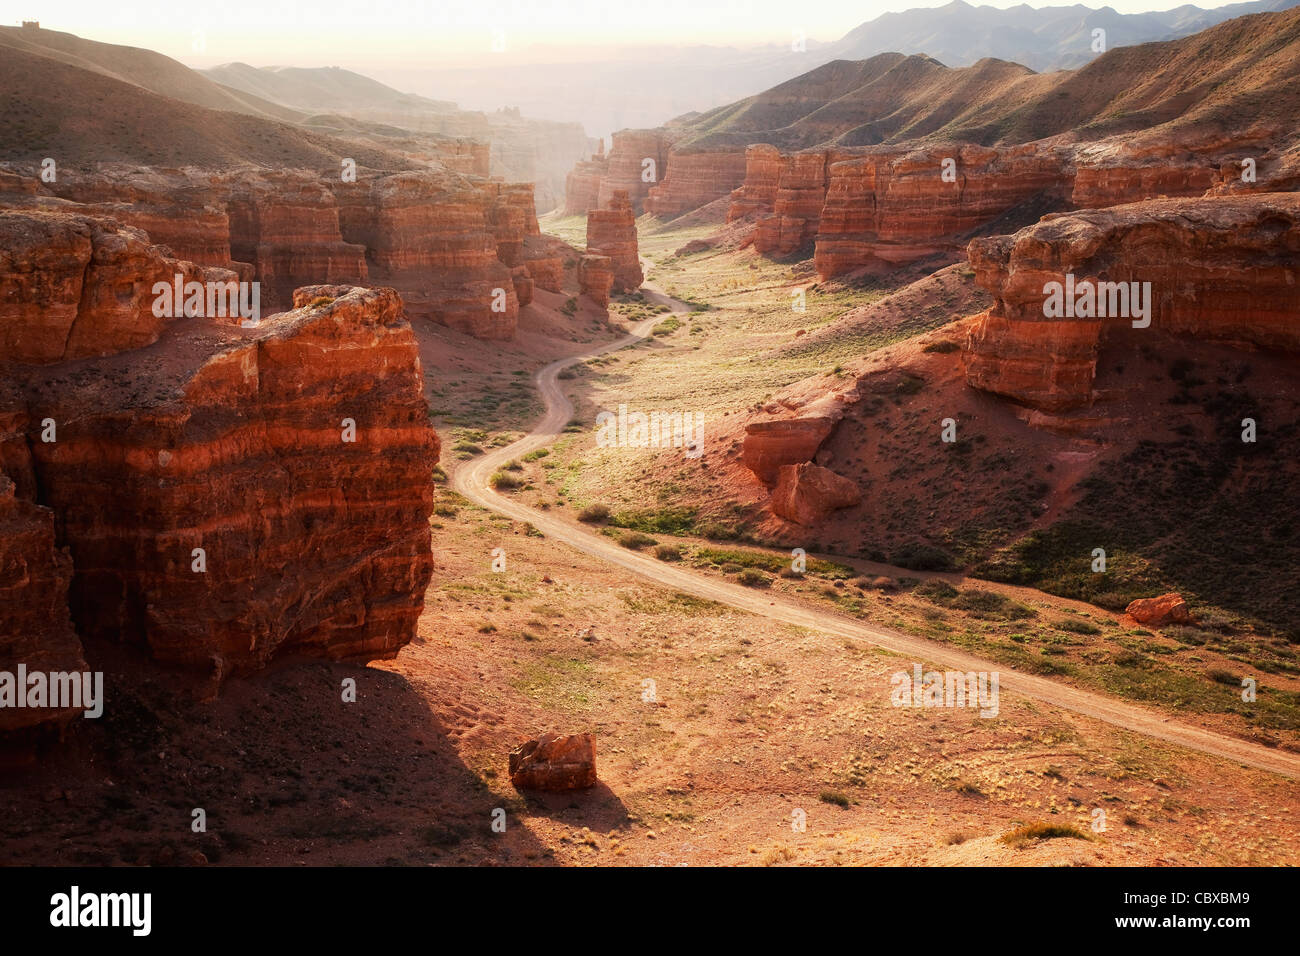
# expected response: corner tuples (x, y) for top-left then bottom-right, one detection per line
(586, 190), (643, 292)
(644, 150), (748, 220)
(1, 162), (543, 341)
(1, 209), (441, 739)
(964, 194), (1300, 410)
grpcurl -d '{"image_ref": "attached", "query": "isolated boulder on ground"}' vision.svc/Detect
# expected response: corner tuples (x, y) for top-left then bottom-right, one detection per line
(1125, 593), (1192, 626)
(508, 732), (598, 791)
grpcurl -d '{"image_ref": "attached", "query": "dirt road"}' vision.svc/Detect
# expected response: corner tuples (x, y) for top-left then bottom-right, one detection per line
(452, 271), (1300, 780)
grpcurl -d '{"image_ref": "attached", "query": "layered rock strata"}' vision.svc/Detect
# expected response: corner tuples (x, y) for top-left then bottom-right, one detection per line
(963, 194), (1300, 410)
(585, 190), (643, 292)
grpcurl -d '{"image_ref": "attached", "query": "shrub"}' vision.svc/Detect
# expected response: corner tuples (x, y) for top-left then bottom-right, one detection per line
(654, 544), (683, 561)
(736, 569), (770, 587)
(1055, 618), (1102, 636)
(578, 504), (610, 523)
(618, 531), (658, 550)
(819, 790), (850, 808)
(490, 471), (521, 490)
(998, 822), (1091, 846)
(922, 340), (960, 354)
(522, 449), (549, 461)
(891, 543), (955, 571)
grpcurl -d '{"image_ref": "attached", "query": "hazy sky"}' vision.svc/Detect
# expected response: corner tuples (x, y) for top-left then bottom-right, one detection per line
(4, 0), (1253, 68)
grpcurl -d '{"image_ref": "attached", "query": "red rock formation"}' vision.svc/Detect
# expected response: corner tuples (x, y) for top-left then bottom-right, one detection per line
(727, 145), (783, 221)
(816, 144), (1070, 278)
(0, 473), (84, 737)
(1125, 593), (1192, 627)
(336, 171), (519, 340)
(0, 209), (238, 364)
(578, 254), (614, 307)
(520, 235), (572, 294)
(1069, 139), (1234, 209)
(221, 170), (368, 312)
(769, 462), (861, 524)
(585, 190), (643, 292)
(742, 417), (835, 485)
(1, 163), (540, 342)
(509, 732), (597, 791)
(964, 194), (1300, 410)
(511, 265), (534, 307)
(13, 284), (438, 676)
(563, 145), (608, 216)
(596, 129), (675, 213)
(644, 149), (748, 219)
(47, 167), (240, 271)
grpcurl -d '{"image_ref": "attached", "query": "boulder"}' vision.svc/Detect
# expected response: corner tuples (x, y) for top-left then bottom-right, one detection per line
(1126, 593), (1192, 627)
(742, 416), (835, 485)
(770, 462), (862, 524)
(508, 732), (597, 791)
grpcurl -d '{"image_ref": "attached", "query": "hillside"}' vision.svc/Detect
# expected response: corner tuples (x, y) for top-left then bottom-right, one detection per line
(0, 25), (304, 123)
(0, 44), (419, 169)
(670, 5), (1300, 150)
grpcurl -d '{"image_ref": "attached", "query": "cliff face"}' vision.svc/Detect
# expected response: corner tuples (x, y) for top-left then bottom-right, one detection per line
(586, 190), (643, 292)
(563, 129), (676, 215)
(644, 150), (748, 220)
(964, 194), (1300, 410)
(0, 209), (239, 364)
(0, 469), (84, 736)
(563, 144), (608, 216)
(1, 209), (441, 738)
(1, 162), (540, 341)
(579, 254), (614, 307)
(222, 170), (370, 312)
(336, 171), (522, 339)
(815, 144), (1071, 278)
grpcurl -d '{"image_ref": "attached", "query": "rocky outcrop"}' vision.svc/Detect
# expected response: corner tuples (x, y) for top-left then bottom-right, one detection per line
(586, 190), (642, 292)
(1, 162), (541, 342)
(727, 145), (783, 221)
(511, 265), (534, 307)
(335, 170), (521, 340)
(757, 149), (851, 255)
(591, 130), (675, 213)
(10, 284), (438, 677)
(578, 255), (614, 307)
(1125, 593), (1192, 627)
(563, 140), (608, 216)
(509, 732), (598, 791)
(964, 194), (1300, 411)
(221, 170), (368, 312)
(770, 462), (861, 524)
(742, 417), (836, 485)
(0, 473), (84, 737)
(644, 149), (748, 220)
(0, 209), (239, 365)
(815, 144), (1071, 278)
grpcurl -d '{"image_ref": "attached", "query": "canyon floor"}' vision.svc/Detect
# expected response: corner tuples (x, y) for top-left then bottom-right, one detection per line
(3, 217), (1297, 867)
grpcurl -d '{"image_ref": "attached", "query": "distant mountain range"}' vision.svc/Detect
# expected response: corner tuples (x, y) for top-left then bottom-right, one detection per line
(397, 0), (1300, 140)
(831, 0), (1300, 70)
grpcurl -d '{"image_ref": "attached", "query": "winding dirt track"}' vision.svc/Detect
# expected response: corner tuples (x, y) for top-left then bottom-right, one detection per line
(453, 272), (1300, 781)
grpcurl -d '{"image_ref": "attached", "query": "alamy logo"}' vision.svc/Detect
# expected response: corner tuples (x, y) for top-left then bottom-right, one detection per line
(891, 664), (999, 717)
(0, 666), (102, 718)
(152, 274), (261, 327)
(1042, 274), (1151, 328)
(595, 404), (703, 458)
(50, 886), (150, 936)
